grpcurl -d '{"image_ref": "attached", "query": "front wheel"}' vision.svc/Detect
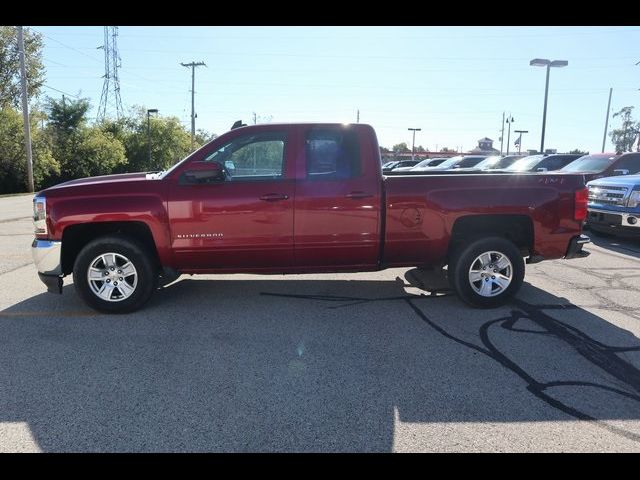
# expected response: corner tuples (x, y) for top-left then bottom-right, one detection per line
(448, 237), (525, 308)
(73, 235), (157, 313)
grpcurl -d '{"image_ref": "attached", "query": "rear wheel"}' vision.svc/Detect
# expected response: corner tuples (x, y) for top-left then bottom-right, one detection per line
(73, 235), (157, 313)
(448, 236), (524, 308)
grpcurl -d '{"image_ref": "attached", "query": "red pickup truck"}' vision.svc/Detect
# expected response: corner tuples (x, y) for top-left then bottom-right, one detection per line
(31, 123), (590, 313)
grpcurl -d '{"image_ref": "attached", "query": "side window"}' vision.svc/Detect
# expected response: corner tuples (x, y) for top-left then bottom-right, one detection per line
(540, 157), (564, 170)
(305, 129), (361, 179)
(616, 155), (640, 174)
(203, 131), (286, 180)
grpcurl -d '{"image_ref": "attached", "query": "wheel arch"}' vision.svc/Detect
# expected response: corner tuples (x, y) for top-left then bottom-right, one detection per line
(61, 221), (161, 275)
(448, 214), (533, 262)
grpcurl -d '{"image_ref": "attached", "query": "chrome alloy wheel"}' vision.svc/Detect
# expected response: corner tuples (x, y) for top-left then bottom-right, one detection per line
(87, 252), (138, 302)
(468, 250), (513, 297)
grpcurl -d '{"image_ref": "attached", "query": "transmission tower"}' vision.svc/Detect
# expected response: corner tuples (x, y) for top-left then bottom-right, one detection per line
(97, 26), (124, 121)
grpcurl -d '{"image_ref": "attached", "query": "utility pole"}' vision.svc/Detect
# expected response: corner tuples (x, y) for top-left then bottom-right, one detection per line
(500, 112), (505, 155)
(514, 130), (528, 155)
(17, 26), (34, 193)
(147, 109), (158, 167)
(181, 61), (206, 150)
(506, 115), (514, 155)
(408, 127), (421, 161)
(357, 109), (360, 123)
(602, 87), (613, 153)
(97, 26), (124, 121)
(253, 112), (257, 125)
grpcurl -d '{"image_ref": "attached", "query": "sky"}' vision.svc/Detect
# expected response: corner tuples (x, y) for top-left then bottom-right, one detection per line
(34, 26), (640, 154)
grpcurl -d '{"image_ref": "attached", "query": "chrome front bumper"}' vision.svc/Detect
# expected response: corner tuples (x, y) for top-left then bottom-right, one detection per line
(31, 239), (63, 293)
(588, 208), (640, 229)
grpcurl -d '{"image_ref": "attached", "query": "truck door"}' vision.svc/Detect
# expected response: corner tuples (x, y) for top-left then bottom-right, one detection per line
(167, 128), (295, 270)
(294, 125), (381, 269)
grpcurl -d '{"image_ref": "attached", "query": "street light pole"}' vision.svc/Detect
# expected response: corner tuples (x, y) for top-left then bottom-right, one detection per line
(500, 112), (505, 155)
(506, 115), (514, 155)
(147, 109), (158, 167)
(408, 127), (421, 161)
(530, 58), (568, 154)
(514, 130), (528, 155)
(602, 87), (613, 153)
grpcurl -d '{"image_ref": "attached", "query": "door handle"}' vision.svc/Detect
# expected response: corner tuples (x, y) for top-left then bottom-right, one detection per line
(345, 192), (373, 199)
(259, 193), (289, 201)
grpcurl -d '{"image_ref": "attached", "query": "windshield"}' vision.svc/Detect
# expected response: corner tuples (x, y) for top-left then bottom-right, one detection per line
(560, 155), (618, 173)
(472, 156), (501, 169)
(456, 157), (486, 168)
(496, 155), (525, 169)
(433, 156), (463, 168)
(414, 159), (433, 168)
(504, 155), (545, 171)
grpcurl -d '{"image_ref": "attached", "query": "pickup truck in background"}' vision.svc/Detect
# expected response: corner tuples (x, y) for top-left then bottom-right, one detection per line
(32, 122), (591, 313)
(587, 173), (640, 237)
(560, 152), (640, 182)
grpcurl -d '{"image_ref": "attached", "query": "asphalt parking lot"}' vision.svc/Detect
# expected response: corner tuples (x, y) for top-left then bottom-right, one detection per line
(1, 194), (639, 452)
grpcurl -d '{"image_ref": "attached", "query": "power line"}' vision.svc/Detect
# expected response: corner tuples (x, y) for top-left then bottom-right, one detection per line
(41, 84), (80, 98)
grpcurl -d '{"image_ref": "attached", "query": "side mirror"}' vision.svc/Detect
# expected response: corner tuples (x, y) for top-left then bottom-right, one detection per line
(536, 167), (548, 172)
(181, 161), (225, 184)
(613, 169), (629, 176)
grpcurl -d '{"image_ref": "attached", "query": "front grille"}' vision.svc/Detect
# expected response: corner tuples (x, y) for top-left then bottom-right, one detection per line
(588, 185), (629, 206)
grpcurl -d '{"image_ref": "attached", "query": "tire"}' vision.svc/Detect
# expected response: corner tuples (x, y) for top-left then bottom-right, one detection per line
(73, 235), (157, 313)
(448, 236), (525, 309)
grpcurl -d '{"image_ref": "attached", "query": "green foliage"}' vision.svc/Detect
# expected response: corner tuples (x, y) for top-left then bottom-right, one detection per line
(69, 129), (127, 179)
(46, 96), (91, 137)
(392, 142), (410, 153)
(610, 106), (640, 153)
(0, 96), (218, 193)
(115, 108), (193, 173)
(195, 128), (218, 148)
(0, 107), (59, 193)
(0, 27), (45, 109)
(569, 149), (588, 155)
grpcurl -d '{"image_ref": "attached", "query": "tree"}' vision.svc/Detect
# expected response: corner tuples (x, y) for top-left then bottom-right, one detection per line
(116, 107), (193, 173)
(0, 107), (59, 193)
(569, 149), (588, 155)
(45, 96), (127, 180)
(46, 96), (91, 137)
(414, 145), (426, 153)
(0, 26), (45, 108)
(392, 142), (410, 153)
(440, 147), (456, 153)
(72, 128), (127, 178)
(195, 128), (217, 148)
(609, 106), (640, 153)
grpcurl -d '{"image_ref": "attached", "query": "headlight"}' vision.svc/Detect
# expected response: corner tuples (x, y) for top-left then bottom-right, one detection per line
(33, 196), (47, 235)
(627, 190), (640, 209)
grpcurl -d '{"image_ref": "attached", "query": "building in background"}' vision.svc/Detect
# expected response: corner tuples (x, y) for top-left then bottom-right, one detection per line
(469, 137), (500, 155)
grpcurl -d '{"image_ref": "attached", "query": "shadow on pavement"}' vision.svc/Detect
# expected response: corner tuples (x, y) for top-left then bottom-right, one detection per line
(586, 227), (640, 259)
(0, 270), (639, 451)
